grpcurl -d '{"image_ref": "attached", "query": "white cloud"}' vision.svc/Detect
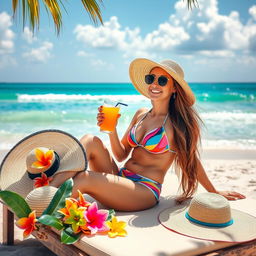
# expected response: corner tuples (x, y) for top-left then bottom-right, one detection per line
(235, 55), (256, 65)
(0, 12), (15, 69)
(198, 50), (235, 57)
(74, 0), (256, 62)
(0, 55), (16, 69)
(90, 59), (114, 71)
(249, 35), (256, 53)
(74, 15), (189, 57)
(90, 59), (107, 66)
(22, 27), (37, 44)
(144, 23), (189, 50)
(249, 5), (256, 20)
(77, 50), (92, 57)
(171, 0), (256, 57)
(21, 27), (54, 63)
(74, 17), (127, 49)
(0, 12), (14, 54)
(23, 41), (53, 63)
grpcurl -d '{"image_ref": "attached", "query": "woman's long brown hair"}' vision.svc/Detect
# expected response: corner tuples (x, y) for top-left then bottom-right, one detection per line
(169, 80), (203, 203)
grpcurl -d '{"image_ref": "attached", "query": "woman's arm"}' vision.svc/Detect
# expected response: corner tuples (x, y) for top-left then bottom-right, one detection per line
(196, 157), (246, 200)
(97, 107), (147, 162)
(108, 108), (147, 162)
(196, 158), (217, 193)
(108, 128), (128, 162)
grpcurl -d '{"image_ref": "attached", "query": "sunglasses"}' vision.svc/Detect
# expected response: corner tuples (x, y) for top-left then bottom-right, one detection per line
(144, 74), (170, 86)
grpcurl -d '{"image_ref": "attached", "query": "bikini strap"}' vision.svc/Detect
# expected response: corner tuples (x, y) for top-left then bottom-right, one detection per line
(135, 110), (149, 128)
(163, 112), (169, 125)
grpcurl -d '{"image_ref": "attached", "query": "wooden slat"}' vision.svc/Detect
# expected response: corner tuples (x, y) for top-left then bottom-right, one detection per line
(32, 228), (89, 256)
(201, 239), (256, 256)
(2, 204), (14, 245)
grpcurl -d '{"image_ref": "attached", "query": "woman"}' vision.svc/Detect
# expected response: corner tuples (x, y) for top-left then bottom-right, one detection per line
(51, 58), (245, 211)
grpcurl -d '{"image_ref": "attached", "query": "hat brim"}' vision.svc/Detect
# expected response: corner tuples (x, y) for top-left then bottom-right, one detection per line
(158, 202), (256, 243)
(0, 129), (87, 198)
(25, 186), (58, 216)
(129, 58), (195, 106)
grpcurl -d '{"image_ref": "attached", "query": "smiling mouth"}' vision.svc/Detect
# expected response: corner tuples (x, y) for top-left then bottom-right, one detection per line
(150, 89), (162, 94)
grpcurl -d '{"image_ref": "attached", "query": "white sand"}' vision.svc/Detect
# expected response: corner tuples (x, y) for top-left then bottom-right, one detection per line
(201, 159), (256, 200)
(0, 148), (256, 255)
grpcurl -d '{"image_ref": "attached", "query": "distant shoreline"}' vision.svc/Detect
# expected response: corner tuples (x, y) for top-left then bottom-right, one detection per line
(1, 82), (256, 84)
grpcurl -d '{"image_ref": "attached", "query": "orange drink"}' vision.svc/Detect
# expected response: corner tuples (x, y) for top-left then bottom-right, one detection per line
(100, 106), (120, 133)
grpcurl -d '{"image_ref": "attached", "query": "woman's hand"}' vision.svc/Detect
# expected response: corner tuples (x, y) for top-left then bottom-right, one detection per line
(216, 190), (246, 201)
(97, 106), (121, 127)
(97, 106), (104, 127)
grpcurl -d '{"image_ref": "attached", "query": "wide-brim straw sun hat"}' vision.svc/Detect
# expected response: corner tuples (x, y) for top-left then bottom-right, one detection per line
(129, 58), (195, 106)
(0, 129), (87, 198)
(159, 192), (256, 243)
(25, 186), (59, 216)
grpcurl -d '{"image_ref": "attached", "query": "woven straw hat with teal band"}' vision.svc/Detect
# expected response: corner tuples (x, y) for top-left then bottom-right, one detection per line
(159, 193), (256, 243)
(129, 58), (195, 106)
(0, 129), (87, 198)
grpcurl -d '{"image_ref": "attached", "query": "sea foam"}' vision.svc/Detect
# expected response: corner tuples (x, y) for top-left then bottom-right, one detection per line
(17, 94), (146, 103)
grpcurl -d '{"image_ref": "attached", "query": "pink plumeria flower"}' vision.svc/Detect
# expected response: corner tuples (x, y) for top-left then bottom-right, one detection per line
(84, 202), (109, 234)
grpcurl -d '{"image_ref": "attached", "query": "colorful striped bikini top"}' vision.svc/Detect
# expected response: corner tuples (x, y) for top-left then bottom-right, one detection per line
(127, 111), (176, 154)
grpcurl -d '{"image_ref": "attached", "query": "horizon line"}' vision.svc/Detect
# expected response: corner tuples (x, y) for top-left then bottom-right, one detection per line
(1, 81), (256, 84)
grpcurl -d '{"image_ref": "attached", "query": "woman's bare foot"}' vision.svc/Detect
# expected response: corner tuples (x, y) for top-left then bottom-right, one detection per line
(50, 171), (78, 187)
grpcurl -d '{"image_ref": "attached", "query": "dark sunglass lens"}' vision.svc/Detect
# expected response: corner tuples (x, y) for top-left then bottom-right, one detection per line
(145, 74), (155, 84)
(158, 76), (168, 86)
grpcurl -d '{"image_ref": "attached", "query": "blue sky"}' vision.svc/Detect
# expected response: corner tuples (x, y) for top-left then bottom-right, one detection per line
(0, 0), (256, 82)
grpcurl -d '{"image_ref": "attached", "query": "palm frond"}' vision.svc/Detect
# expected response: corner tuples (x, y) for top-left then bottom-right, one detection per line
(12, 0), (19, 14)
(12, 0), (40, 32)
(12, 0), (103, 35)
(43, 0), (62, 34)
(186, 0), (199, 10)
(12, 0), (196, 35)
(29, 0), (40, 31)
(80, 0), (103, 25)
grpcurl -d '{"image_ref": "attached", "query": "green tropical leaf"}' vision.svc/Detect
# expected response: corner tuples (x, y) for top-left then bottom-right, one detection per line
(61, 227), (81, 244)
(0, 191), (31, 218)
(38, 214), (64, 230)
(42, 178), (73, 216)
(107, 209), (115, 221)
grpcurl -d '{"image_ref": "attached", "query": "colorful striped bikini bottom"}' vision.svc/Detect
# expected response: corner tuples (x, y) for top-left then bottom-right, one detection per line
(118, 168), (162, 201)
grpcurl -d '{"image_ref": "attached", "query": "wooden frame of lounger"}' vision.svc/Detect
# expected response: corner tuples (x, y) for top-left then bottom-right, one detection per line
(2, 203), (256, 256)
(2, 204), (88, 256)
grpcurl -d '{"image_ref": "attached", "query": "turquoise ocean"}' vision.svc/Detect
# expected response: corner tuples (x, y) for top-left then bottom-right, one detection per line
(0, 82), (255, 150)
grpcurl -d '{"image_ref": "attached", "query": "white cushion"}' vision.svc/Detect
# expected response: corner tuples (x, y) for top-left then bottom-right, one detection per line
(70, 171), (256, 256)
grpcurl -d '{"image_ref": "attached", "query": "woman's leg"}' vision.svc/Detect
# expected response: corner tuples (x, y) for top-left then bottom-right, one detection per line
(80, 134), (119, 174)
(72, 171), (157, 211)
(51, 134), (119, 187)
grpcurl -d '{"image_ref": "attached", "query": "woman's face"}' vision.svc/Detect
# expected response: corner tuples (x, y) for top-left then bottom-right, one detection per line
(147, 67), (176, 101)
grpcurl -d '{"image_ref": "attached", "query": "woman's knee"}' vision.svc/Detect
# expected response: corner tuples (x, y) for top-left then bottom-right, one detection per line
(80, 134), (94, 145)
(80, 134), (105, 156)
(80, 134), (103, 146)
(72, 171), (89, 194)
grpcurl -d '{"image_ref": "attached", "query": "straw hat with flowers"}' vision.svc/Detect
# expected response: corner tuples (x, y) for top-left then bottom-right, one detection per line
(0, 129), (87, 198)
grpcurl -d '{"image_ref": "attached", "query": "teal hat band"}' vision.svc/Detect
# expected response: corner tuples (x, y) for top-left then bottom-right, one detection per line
(185, 212), (234, 228)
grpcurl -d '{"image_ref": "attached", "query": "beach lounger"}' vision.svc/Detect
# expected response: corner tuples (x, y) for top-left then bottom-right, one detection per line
(2, 171), (256, 256)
